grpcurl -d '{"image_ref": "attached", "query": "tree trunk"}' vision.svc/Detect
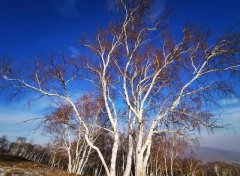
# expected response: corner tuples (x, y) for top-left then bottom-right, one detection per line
(110, 132), (119, 176)
(135, 121), (145, 176)
(135, 153), (145, 176)
(123, 134), (133, 176)
(67, 149), (72, 173)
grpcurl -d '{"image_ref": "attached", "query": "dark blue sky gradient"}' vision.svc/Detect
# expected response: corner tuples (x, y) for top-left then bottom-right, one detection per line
(0, 0), (239, 59)
(0, 0), (112, 59)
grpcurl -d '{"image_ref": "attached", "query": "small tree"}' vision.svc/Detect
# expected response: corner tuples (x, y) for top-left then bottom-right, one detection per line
(43, 95), (104, 175)
(0, 135), (9, 153)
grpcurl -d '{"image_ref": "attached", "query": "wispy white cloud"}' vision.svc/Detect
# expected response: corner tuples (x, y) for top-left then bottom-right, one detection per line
(68, 46), (80, 57)
(219, 97), (240, 105)
(200, 102), (240, 152)
(0, 97), (52, 144)
(106, 0), (165, 23)
(0, 91), (86, 145)
(106, 0), (118, 11)
(147, 0), (166, 22)
(223, 107), (240, 119)
(200, 134), (240, 152)
(49, 0), (79, 18)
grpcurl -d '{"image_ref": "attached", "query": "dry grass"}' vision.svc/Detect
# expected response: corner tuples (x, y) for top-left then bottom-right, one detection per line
(0, 154), (77, 176)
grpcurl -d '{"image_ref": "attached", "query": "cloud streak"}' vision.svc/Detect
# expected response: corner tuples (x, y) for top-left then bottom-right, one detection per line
(219, 97), (240, 105)
(50, 0), (79, 18)
(200, 102), (240, 152)
(68, 46), (80, 57)
(0, 98), (52, 144)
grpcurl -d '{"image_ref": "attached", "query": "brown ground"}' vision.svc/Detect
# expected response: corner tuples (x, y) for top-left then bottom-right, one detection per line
(0, 154), (77, 176)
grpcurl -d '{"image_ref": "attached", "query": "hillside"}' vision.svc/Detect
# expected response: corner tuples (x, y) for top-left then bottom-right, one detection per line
(0, 154), (76, 176)
(185, 146), (240, 164)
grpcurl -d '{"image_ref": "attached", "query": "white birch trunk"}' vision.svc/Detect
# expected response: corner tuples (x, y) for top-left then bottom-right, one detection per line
(123, 134), (133, 176)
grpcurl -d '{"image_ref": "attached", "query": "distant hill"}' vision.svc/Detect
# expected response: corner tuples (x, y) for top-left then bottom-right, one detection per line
(184, 146), (240, 164)
(0, 153), (76, 176)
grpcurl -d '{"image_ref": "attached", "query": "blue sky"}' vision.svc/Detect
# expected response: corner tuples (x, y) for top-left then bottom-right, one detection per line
(0, 0), (240, 151)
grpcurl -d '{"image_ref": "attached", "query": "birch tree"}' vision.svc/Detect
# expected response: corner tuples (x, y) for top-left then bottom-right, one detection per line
(1, 0), (240, 175)
(81, 0), (240, 175)
(149, 134), (188, 176)
(0, 55), (115, 175)
(43, 103), (94, 175)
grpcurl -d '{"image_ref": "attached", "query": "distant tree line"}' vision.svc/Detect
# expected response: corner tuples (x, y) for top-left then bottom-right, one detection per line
(1, 135), (240, 176)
